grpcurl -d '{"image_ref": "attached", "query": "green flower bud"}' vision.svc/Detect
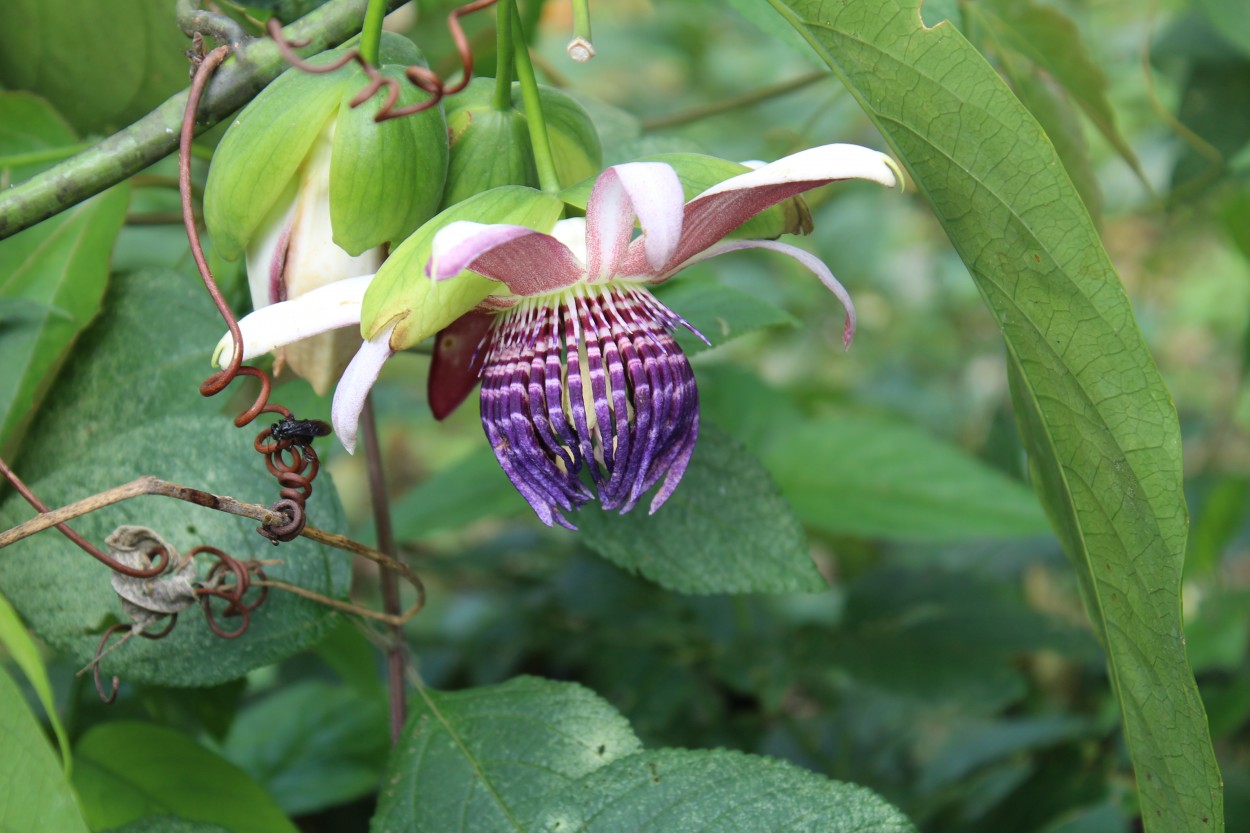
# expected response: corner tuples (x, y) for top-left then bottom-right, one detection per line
(440, 78), (603, 209)
(205, 33), (448, 260)
(204, 33), (450, 393)
(441, 78), (538, 208)
(512, 83), (602, 188)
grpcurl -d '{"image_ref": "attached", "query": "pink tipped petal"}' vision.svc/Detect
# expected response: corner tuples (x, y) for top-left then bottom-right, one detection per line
(212, 274), (373, 368)
(658, 144), (898, 272)
(585, 162), (685, 278)
(332, 324), (396, 454)
(683, 239), (857, 347)
(426, 221), (585, 297)
(426, 222), (538, 280)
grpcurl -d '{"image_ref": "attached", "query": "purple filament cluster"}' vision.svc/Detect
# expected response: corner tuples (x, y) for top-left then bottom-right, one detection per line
(479, 284), (705, 528)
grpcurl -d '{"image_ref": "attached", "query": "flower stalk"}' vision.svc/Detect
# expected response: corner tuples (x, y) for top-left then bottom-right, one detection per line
(510, 2), (561, 195)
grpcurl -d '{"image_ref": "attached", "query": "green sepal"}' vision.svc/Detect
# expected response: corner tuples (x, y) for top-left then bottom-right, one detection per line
(441, 79), (537, 208)
(512, 83), (603, 188)
(560, 153), (812, 239)
(203, 57), (351, 261)
(361, 186), (564, 349)
(330, 63), (449, 256)
(375, 30), (425, 67)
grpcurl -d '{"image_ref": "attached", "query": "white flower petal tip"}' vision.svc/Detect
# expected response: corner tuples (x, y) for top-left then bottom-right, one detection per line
(604, 162), (685, 272)
(210, 275), (374, 368)
(699, 144), (901, 198)
(331, 325), (396, 455)
(427, 222), (539, 281)
(567, 36), (595, 62)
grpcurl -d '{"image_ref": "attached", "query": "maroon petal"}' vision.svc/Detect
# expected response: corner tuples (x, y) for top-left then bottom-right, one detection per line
(428, 311), (494, 420)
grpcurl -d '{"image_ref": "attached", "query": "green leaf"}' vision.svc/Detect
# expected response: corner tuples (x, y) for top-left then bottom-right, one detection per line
(1198, 0), (1250, 57)
(0, 93), (128, 458)
(391, 448), (529, 541)
(0, 269), (350, 686)
(0, 592), (70, 775)
(101, 817), (234, 833)
(0, 664), (90, 833)
(221, 680), (388, 815)
(203, 61), (349, 260)
(330, 62), (448, 256)
(0, 0), (190, 134)
(770, 2), (1222, 828)
(656, 273), (799, 354)
(1003, 66), (1102, 219)
(362, 187), (565, 349)
(830, 567), (1092, 711)
(529, 748), (916, 832)
(578, 425), (824, 594)
(762, 415), (1049, 540)
(972, 0), (1148, 189)
(373, 677), (643, 832)
(73, 722), (298, 833)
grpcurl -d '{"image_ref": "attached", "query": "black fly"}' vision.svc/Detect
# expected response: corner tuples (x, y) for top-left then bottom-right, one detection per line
(269, 417), (331, 462)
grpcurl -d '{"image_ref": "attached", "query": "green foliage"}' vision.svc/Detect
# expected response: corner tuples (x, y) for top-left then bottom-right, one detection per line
(373, 677), (644, 831)
(767, 1), (1222, 829)
(73, 722), (297, 833)
(0, 664), (89, 833)
(0, 269), (350, 685)
(0, 0), (188, 134)
(221, 680), (389, 815)
(0, 93), (127, 457)
(0, 2), (1241, 832)
(531, 748), (915, 833)
(0, 592), (70, 774)
(764, 415), (1049, 539)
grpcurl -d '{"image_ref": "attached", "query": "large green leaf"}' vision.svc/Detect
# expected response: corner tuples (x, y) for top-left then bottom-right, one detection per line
(0, 93), (128, 457)
(0, 0), (190, 135)
(0, 269), (351, 686)
(763, 415), (1049, 540)
(969, 0), (1147, 188)
(73, 722), (297, 833)
(0, 664), (90, 833)
(102, 818), (233, 833)
(372, 677), (644, 832)
(528, 749), (915, 832)
(578, 425), (824, 594)
(769, 1), (1220, 829)
(221, 680), (388, 815)
(0, 592), (69, 774)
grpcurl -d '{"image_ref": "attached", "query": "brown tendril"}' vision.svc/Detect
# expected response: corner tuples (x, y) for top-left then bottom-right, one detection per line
(0, 457), (168, 578)
(266, 0), (499, 123)
(180, 42), (320, 543)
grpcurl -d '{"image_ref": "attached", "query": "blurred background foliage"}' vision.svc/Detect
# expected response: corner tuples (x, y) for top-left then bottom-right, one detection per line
(3, 0), (1250, 831)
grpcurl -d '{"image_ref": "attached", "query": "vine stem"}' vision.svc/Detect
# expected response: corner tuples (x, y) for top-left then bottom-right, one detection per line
(492, 0), (514, 111)
(358, 0), (388, 67)
(0, 0), (408, 241)
(361, 395), (407, 741)
(509, 1), (560, 195)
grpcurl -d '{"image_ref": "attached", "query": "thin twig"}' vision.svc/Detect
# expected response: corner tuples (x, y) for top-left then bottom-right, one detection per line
(0, 475), (426, 624)
(640, 69), (830, 131)
(362, 395), (407, 741)
(0, 0), (409, 240)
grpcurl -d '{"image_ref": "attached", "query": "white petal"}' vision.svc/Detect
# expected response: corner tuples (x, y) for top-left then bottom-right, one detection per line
(332, 324), (396, 454)
(586, 163), (685, 277)
(681, 238), (858, 347)
(212, 275), (373, 368)
(696, 144), (899, 199)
